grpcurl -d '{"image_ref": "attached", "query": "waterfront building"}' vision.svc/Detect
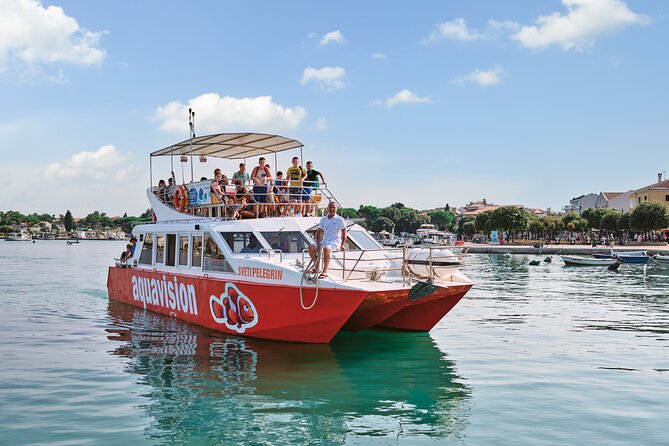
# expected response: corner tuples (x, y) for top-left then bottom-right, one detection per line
(630, 174), (669, 210)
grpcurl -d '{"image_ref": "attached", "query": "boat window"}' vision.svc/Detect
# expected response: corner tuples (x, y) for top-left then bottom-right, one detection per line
(166, 234), (177, 266)
(138, 233), (153, 265)
(220, 232), (263, 254)
(204, 234), (233, 272)
(178, 235), (189, 267)
(349, 230), (382, 250)
(156, 235), (165, 264)
(191, 235), (203, 268)
(260, 231), (310, 253)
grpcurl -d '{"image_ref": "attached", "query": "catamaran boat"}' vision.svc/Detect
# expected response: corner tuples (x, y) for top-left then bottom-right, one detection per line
(106, 133), (473, 343)
(4, 232), (31, 241)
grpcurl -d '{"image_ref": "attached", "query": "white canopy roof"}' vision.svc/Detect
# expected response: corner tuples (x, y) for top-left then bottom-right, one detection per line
(151, 133), (303, 159)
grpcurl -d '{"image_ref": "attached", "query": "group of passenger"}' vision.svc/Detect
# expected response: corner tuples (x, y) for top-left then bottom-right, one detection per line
(156, 157), (325, 219)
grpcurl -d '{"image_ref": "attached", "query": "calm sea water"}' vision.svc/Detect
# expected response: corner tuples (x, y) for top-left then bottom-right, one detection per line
(1, 241), (668, 446)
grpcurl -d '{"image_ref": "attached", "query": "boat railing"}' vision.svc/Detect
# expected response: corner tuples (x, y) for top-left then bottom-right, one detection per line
(152, 181), (341, 218)
(298, 246), (466, 286)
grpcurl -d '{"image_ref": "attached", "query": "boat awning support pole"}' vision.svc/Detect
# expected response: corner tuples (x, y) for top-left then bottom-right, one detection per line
(150, 156), (153, 189)
(274, 152), (278, 176)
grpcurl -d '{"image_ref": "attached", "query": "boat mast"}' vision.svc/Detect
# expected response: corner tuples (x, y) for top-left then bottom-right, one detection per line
(188, 108), (195, 182)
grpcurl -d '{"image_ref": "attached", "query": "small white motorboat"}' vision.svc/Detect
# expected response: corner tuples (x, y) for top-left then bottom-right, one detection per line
(561, 255), (617, 266)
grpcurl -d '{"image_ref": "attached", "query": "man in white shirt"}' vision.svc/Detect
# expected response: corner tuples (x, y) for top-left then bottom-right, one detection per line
(308, 201), (347, 278)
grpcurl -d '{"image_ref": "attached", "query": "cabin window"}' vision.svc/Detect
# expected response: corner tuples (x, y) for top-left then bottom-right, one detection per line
(260, 231), (310, 253)
(220, 232), (263, 254)
(178, 235), (189, 267)
(349, 230), (382, 250)
(166, 234), (177, 266)
(138, 233), (153, 265)
(156, 235), (165, 264)
(204, 234), (233, 272)
(191, 235), (203, 268)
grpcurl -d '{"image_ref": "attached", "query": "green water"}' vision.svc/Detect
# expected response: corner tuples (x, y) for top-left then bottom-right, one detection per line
(1, 241), (668, 445)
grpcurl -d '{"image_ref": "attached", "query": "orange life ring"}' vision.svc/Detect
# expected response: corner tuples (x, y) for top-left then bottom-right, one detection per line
(173, 186), (187, 212)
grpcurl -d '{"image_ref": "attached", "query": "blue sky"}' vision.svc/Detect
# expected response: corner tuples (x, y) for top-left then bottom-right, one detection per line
(0, 0), (667, 216)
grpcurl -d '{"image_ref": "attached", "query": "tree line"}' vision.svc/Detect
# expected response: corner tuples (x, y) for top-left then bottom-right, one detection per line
(0, 209), (153, 235)
(464, 202), (669, 241)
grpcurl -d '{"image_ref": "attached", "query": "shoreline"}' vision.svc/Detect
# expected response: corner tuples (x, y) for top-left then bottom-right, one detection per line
(462, 243), (669, 256)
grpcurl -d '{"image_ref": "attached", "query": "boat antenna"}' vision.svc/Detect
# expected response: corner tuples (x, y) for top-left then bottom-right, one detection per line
(188, 108), (195, 182)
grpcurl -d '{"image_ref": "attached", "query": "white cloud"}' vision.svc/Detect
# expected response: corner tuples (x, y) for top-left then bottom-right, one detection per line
(452, 66), (504, 87)
(0, 145), (147, 216)
(46, 68), (67, 84)
(0, 0), (106, 72)
(422, 18), (482, 44)
(315, 118), (328, 130)
(512, 0), (649, 51)
(372, 52), (387, 59)
(154, 93), (307, 134)
(374, 89), (431, 108)
(301, 66), (346, 90)
(44, 145), (138, 181)
(488, 19), (521, 32)
(319, 30), (344, 46)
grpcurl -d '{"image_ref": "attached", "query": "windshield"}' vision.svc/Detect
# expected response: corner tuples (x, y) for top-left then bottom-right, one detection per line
(260, 231), (311, 253)
(349, 229), (382, 250)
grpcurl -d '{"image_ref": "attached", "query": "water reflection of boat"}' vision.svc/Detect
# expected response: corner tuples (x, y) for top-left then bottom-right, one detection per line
(105, 301), (471, 444)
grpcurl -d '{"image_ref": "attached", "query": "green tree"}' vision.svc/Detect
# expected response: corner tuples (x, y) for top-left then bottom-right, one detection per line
(395, 210), (430, 234)
(428, 210), (454, 231)
(381, 206), (402, 224)
(0, 225), (14, 234)
(600, 209), (621, 233)
(340, 208), (359, 219)
(462, 220), (476, 238)
(581, 208), (608, 231)
(630, 202), (669, 234)
(369, 216), (395, 233)
(489, 206), (531, 240)
(64, 210), (74, 232)
(475, 211), (492, 234)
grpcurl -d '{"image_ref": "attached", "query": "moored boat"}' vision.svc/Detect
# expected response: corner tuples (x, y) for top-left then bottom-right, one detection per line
(107, 132), (473, 343)
(561, 255), (617, 266)
(4, 232), (31, 241)
(612, 253), (650, 264)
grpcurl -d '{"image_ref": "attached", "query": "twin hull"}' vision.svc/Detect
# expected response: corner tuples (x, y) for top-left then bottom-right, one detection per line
(107, 267), (471, 343)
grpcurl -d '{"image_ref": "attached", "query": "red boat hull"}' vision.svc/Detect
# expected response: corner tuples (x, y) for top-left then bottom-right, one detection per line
(107, 267), (365, 343)
(376, 284), (472, 331)
(342, 283), (472, 332)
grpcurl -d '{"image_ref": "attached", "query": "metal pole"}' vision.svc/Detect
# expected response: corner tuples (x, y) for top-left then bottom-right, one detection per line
(150, 156), (153, 190)
(274, 152), (278, 176)
(189, 109), (195, 183)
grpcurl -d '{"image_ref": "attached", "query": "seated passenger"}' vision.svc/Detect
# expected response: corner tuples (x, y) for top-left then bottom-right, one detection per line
(235, 192), (257, 219)
(119, 243), (133, 265)
(308, 201), (347, 279)
(156, 179), (168, 202)
(223, 195), (239, 219)
(240, 235), (262, 253)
